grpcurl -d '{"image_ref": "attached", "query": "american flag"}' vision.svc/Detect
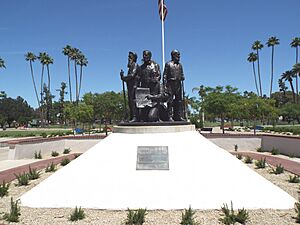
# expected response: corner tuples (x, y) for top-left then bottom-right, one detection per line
(158, 0), (168, 21)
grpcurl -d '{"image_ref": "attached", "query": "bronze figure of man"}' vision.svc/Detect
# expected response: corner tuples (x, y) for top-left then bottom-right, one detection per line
(120, 51), (139, 122)
(139, 50), (161, 95)
(163, 50), (185, 121)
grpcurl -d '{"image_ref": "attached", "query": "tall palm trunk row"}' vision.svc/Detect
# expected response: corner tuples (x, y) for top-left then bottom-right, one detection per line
(248, 37), (300, 103)
(62, 45), (88, 105)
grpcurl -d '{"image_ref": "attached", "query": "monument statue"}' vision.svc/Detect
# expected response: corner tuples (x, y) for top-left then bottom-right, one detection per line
(120, 51), (139, 122)
(163, 50), (185, 121)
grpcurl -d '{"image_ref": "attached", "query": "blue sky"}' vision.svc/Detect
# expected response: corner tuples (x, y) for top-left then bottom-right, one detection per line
(0, 0), (299, 108)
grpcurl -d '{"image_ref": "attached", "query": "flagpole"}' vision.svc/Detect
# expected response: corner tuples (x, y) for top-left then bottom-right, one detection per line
(161, 0), (165, 71)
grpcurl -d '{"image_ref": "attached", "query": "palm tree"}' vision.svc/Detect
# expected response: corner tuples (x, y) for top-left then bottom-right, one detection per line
(25, 52), (40, 107)
(76, 53), (88, 101)
(43, 54), (53, 92)
(0, 57), (6, 69)
(38, 52), (47, 104)
(252, 40), (264, 97)
(69, 48), (81, 104)
(266, 36), (280, 96)
(281, 70), (296, 103)
(291, 37), (300, 102)
(62, 45), (73, 102)
(247, 52), (259, 95)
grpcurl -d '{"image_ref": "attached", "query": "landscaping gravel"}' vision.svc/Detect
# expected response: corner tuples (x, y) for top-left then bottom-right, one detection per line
(0, 160), (299, 225)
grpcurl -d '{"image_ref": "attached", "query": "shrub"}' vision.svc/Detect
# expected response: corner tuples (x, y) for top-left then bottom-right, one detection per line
(74, 154), (81, 159)
(45, 162), (56, 172)
(256, 147), (264, 152)
(0, 181), (10, 197)
(3, 197), (21, 222)
(34, 151), (42, 159)
(69, 206), (85, 221)
(180, 206), (199, 225)
(15, 172), (29, 186)
(236, 154), (243, 160)
(63, 148), (71, 154)
(289, 175), (300, 183)
(61, 158), (71, 166)
(28, 166), (41, 180)
(255, 158), (266, 169)
(125, 208), (147, 225)
(271, 164), (284, 175)
(51, 151), (59, 157)
(271, 148), (279, 155)
(219, 202), (249, 225)
(244, 156), (253, 164)
(41, 132), (47, 138)
(295, 201), (300, 223)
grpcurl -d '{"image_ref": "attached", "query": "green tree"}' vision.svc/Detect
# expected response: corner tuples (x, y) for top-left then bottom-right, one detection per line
(83, 91), (124, 123)
(292, 62), (300, 102)
(281, 70), (296, 103)
(62, 45), (73, 102)
(266, 36), (280, 96)
(25, 52), (40, 107)
(202, 86), (239, 134)
(247, 52), (259, 95)
(280, 103), (300, 124)
(42, 84), (55, 124)
(252, 40), (264, 97)
(290, 37), (300, 102)
(38, 52), (47, 104)
(0, 96), (34, 127)
(44, 54), (53, 92)
(56, 82), (67, 125)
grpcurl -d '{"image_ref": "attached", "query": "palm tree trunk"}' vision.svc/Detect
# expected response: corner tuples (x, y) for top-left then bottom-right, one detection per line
(289, 81), (296, 103)
(68, 57), (72, 103)
(47, 64), (51, 92)
(40, 65), (44, 103)
(74, 61), (79, 104)
(252, 62), (259, 95)
(78, 65), (83, 101)
(270, 46), (274, 97)
(296, 47), (299, 103)
(30, 61), (40, 107)
(256, 49), (263, 97)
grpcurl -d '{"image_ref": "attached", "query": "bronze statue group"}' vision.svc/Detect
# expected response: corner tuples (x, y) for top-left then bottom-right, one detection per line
(120, 50), (185, 123)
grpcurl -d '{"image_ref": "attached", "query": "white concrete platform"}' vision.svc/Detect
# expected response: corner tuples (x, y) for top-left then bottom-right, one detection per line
(113, 124), (195, 133)
(20, 130), (296, 210)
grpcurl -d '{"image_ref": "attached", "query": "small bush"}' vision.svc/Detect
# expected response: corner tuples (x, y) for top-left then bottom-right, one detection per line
(3, 197), (21, 222)
(45, 162), (57, 172)
(244, 156), (253, 164)
(255, 158), (266, 169)
(63, 148), (71, 154)
(125, 208), (147, 225)
(41, 132), (47, 138)
(236, 154), (243, 160)
(271, 164), (284, 175)
(51, 151), (59, 157)
(289, 175), (300, 183)
(34, 151), (42, 159)
(295, 201), (300, 223)
(0, 181), (10, 197)
(271, 148), (279, 155)
(256, 147), (264, 152)
(74, 154), (81, 159)
(180, 206), (199, 225)
(69, 206), (85, 221)
(28, 166), (41, 180)
(219, 202), (249, 225)
(15, 172), (29, 186)
(61, 158), (71, 166)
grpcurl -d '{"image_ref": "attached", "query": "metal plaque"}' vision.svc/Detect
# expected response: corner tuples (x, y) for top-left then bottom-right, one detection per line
(135, 87), (154, 108)
(136, 146), (169, 170)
